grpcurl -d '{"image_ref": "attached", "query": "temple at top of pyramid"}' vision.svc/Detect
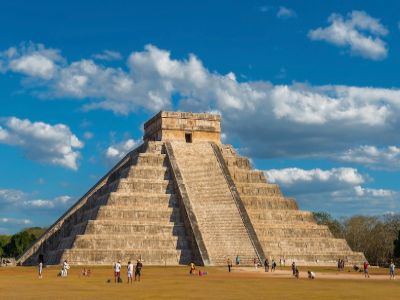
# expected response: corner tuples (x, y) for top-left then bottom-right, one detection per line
(17, 111), (365, 266)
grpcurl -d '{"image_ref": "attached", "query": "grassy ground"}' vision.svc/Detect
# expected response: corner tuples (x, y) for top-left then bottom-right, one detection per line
(0, 265), (399, 300)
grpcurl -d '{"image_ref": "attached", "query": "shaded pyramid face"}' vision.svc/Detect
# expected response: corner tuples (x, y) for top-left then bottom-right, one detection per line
(18, 112), (365, 266)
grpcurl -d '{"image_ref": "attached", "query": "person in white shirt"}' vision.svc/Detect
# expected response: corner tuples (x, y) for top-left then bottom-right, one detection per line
(389, 261), (395, 280)
(308, 270), (316, 279)
(62, 260), (70, 277)
(38, 261), (43, 279)
(114, 260), (122, 283)
(127, 261), (133, 284)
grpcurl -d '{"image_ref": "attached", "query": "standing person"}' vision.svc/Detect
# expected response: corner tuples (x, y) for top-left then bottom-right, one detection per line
(62, 260), (70, 277)
(127, 261), (133, 284)
(38, 260), (43, 279)
(264, 258), (269, 272)
(295, 267), (300, 279)
(135, 259), (143, 281)
(235, 255), (240, 266)
(114, 260), (121, 283)
(291, 262), (296, 276)
(389, 261), (395, 280)
(253, 257), (258, 269)
(272, 260), (277, 272)
(363, 261), (370, 278)
(227, 258), (233, 272)
(279, 258), (282, 269)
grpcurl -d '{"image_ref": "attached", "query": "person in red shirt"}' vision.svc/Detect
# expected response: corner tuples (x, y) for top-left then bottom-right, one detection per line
(363, 261), (370, 278)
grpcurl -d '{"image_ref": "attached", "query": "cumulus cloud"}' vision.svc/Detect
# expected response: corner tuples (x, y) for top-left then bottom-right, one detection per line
(0, 188), (72, 209)
(0, 218), (31, 225)
(265, 167), (364, 194)
(105, 138), (140, 162)
(23, 195), (72, 209)
(264, 167), (398, 216)
(92, 50), (122, 61)
(308, 11), (388, 60)
(277, 6), (296, 19)
(2, 43), (400, 161)
(0, 117), (83, 170)
(0, 42), (63, 79)
(337, 145), (400, 170)
(0, 189), (26, 205)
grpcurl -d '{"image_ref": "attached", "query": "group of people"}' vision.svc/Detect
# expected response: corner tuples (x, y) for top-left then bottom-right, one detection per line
(337, 259), (346, 271)
(263, 258), (277, 272)
(114, 259), (143, 284)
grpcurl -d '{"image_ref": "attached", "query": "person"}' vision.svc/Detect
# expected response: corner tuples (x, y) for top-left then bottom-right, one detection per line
(62, 260), (70, 277)
(272, 260), (277, 272)
(308, 270), (315, 279)
(38, 261), (43, 279)
(189, 262), (196, 275)
(81, 268), (87, 277)
(236, 255), (240, 266)
(135, 259), (143, 281)
(253, 257), (258, 269)
(337, 259), (341, 271)
(227, 258), (233, 272)
(389, 261), (395, 280)
(363, 261), (370, 278)
(114, 260), (122, 283)
(291, 262), (296, 276)
(295, 267), (300, 279)
(264, 258), (269, 272)
(279, 258), (282, 268)
(127, 261), (133, 284)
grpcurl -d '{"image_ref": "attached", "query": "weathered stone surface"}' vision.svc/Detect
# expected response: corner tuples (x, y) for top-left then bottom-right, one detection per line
(17, 111), (365, 266)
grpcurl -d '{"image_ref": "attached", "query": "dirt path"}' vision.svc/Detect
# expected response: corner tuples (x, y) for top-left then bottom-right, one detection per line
(235, 267), (396, 281)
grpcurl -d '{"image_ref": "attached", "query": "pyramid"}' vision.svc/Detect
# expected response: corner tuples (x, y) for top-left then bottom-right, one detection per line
(17, 111), (365, 266)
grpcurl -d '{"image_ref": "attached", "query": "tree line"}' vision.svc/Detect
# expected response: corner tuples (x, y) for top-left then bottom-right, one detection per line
(313, 212), (400, 266)
(0, 227), (46, 258)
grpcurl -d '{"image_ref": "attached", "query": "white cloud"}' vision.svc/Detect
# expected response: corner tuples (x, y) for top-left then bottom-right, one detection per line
(93, 50), (122, 61)
(337, 145), (400, 170)
(83, 131), (94, 139)
(2, 43), (400, 162)
(105, 138), (140, 162)
(277, 6), (296, 19)
(265, 167), (364, 192)
(308, 11), (388, 60)
(264, 167), (398, 216)
(0, 218), (31, 225)
(0, 117), (84, 170)
(23, 195), (72, 209)
(0, 189), (26, 205)
(0, 42), (62, 79)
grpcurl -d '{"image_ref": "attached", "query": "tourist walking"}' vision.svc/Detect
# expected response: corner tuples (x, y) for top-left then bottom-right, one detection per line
(135, 259), (143, 281)
(114, 260), (121, 283)
(253, 257), (258, 269)
(291, 262), (296, 276)
(264, 258), (269, 272)
(389, 261), (395, 280)
(127, 261), (133, 284)
(363, 261), (370, 278)
(38, 260), (43, 279)
(272, 259), (276, 272)
(227, 258), (233, 272)
(236, 255), (240, 266)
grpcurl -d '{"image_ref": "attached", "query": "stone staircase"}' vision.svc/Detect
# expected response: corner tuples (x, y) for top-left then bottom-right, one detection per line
(219, 144), (365, 265)
(169, 141), (257, 265)
(19, 142), (193, 265)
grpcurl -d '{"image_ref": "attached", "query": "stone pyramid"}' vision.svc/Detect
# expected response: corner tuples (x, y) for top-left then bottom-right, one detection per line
(18, 111), (365, 266)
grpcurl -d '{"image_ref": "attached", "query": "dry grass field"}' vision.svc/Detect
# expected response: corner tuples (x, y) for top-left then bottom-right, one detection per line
(0, 265), (399, 300)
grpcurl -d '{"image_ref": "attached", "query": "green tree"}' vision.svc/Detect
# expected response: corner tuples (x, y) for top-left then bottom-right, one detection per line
(394, 230), (400, 259)
(312, 211), (344, 238)
(3, 231), (36, 257)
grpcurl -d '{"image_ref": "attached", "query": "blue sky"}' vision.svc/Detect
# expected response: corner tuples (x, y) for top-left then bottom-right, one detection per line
(1, 0), (400, 233)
